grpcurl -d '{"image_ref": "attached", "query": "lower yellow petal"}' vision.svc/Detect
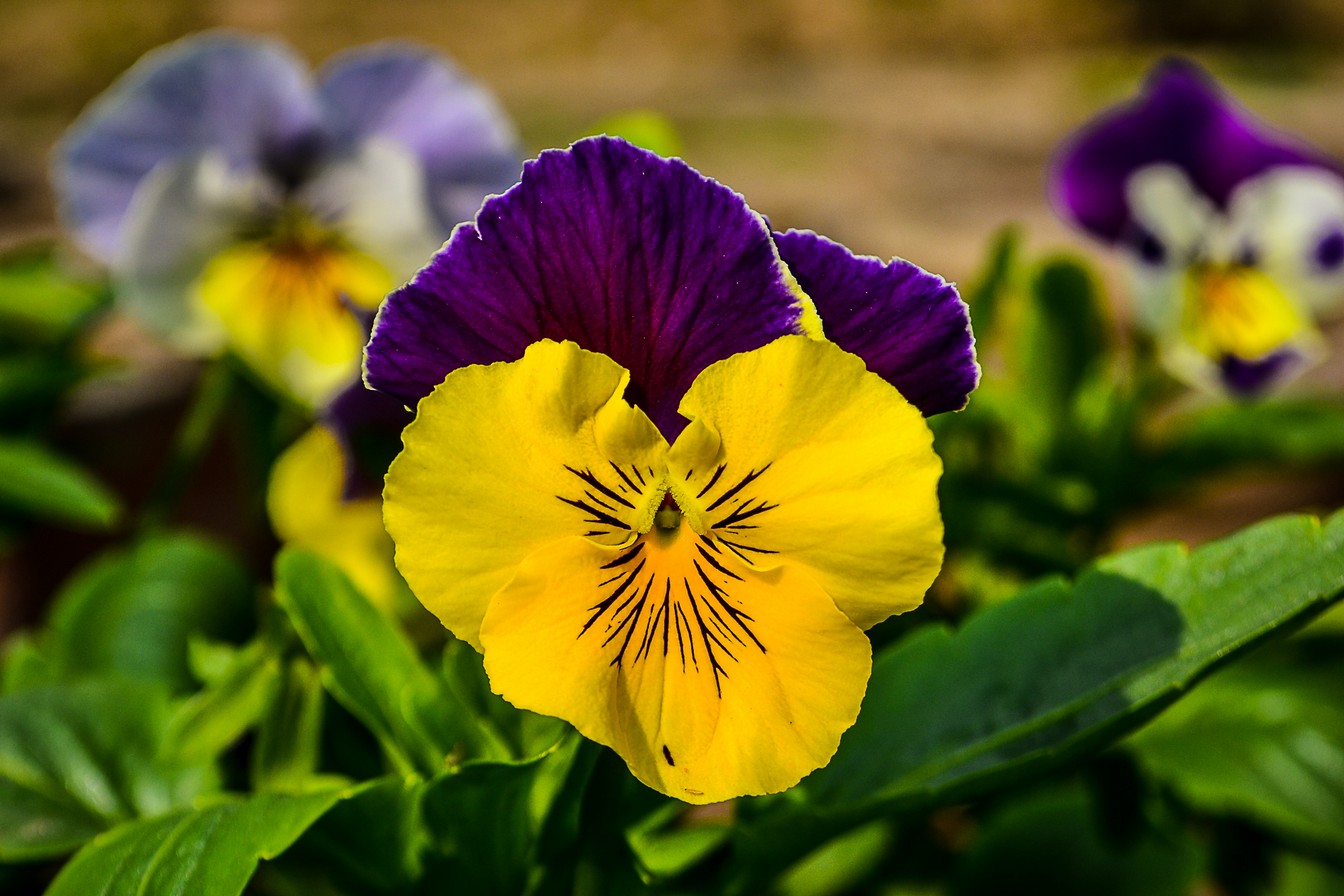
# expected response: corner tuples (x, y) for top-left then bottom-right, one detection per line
(479, 527), (871, 804)
(268, 426), (402, 611)
(384, 340), (668, 649)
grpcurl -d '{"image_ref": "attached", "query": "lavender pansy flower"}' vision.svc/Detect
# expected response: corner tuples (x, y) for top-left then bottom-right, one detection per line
(1051, 59), (1344, 394)
(55, 31), (520, 407)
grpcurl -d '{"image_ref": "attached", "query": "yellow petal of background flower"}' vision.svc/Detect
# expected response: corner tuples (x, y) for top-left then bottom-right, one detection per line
(267, 425), (403, 611)
(478, 531), (871, 804)
(668, 336), (944, 631)
(193, 238), (390, 406)
(384, 339), (668, 648)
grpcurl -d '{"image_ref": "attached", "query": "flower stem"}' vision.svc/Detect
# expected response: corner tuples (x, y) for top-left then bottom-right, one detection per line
(138, 359), (235, 533)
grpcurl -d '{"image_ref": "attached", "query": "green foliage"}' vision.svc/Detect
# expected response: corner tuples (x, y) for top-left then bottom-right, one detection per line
(0, 246), (106, 345)
(43, 785), (368, 896)
(0, 437), (120, 530)
(1131, 638), (1344, 860)
(274, 548), (511, 775)
(0, 680), (216, 861)
(44, 534), (254, 691)
(952, 783), (1202, 896)
(809, 512), (1344, 812)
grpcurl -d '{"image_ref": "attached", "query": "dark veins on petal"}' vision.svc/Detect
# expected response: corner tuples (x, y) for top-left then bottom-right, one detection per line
(364, 137), (804, 440)
(560, 464), (777, 698)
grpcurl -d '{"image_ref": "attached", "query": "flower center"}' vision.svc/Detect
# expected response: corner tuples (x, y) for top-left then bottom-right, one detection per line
(1182, 264), (1307, 361)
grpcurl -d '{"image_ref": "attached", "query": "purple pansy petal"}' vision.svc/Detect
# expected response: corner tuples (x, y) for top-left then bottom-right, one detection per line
(326, 378), (413, 499)
(365, 136), (804, 439)
(1219, 349), (1302, 395)
(316, 44), (522, 233)
(55, 32), (321, 262)
(1050, 59), (1338, 246)
(774, 229), (978, 415)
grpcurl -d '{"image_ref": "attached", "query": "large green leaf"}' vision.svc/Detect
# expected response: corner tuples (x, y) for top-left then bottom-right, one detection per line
(1130, 639), (1344, 859)
(806, 511), (1344, 811)
(0, 681), (214, 861)
(0, 437), (119, 530)
(46, 534), (253, 691)
(274, 548), (507, 776)
(43, 784), (369, 896)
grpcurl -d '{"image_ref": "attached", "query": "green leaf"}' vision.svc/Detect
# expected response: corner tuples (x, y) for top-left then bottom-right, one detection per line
(952, 784), (1202, 896)
(961, 223), (1021, 340)
(0, 437), (120, 530)
(807, 510), (1344, 811)
(1018, 256), (1110, 409)
(1130, 639), (1344, 858)
(0, 680), (215, 861)
(252, 658), (328, 792)
(0, 246), (106, 344)
(163, 640), (283, 765)
(47, 534), (253, 691)
(274, 776), (427, 893)
(1151, 400), (1344, 482)
(43, 784), (367, 896)
(420, 755), (550, 894)
(275, 548), (506, 776)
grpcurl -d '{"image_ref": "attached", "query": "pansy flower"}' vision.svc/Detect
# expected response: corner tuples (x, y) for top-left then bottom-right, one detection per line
(55, 31), (520, 406)
(366, 137), (977, 802)
(1051, 59), (1344, 394)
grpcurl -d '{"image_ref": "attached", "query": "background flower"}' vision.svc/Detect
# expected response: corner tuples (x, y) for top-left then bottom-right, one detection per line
(55, 31), (521, 406)
(1050, 59), (1344, 394)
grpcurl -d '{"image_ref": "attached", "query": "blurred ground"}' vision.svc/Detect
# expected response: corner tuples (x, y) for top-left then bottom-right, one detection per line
(1, 0), (1343, 630)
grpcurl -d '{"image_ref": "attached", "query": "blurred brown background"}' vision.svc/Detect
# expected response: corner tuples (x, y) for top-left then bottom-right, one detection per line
(6, 0), (1344, 275)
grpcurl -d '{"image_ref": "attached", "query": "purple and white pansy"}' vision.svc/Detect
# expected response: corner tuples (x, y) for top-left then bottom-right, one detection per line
(55, 31), (521, 407)
(1051, 59), (1344, 394)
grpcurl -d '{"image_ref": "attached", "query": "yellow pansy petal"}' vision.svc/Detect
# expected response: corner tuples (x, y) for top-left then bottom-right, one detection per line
(193, 239), (391, 405)
(668, 336), (943, 631)
(1181, 265), (1314, 361)
(384, 340), (668, 649)
(479, 529), (871, 804)
(267, 426), (402, 611)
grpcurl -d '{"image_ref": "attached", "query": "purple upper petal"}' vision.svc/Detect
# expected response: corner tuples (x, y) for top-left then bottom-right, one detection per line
(1050, 58), (1339, 245)
(774, 229), (978, 415)
(365, 136), (805, 439)
(54, 32), (321, 262)
(316, 44), (522, 233)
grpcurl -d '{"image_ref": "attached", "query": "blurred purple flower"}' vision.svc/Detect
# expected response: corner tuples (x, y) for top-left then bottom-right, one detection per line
(1051, 59), (1344, 394)
(55, 31), (521, 406)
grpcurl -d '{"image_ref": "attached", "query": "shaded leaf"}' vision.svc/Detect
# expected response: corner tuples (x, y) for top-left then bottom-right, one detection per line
(0, 246), (106, 344)
(952, 784), (1202, 896)
(1131, 640), (1344, 859)
(0, 681), (214, 861)
(48, 534), (253, 691)
(163, 640), (282, 765)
